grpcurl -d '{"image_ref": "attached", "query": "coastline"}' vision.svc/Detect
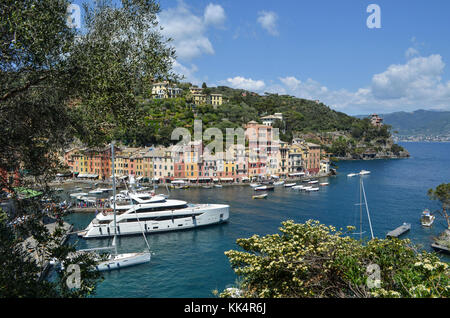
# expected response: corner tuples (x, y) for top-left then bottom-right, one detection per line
(50, 171), (334, 189)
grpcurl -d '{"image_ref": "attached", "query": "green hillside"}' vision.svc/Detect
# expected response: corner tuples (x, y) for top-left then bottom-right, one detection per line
(380, 110), (450, 136)
(114, 85), (402, 159)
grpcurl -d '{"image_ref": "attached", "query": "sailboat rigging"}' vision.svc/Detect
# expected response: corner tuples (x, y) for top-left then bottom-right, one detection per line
(88, 142), (151, 271)
(351, 175), (374, 240)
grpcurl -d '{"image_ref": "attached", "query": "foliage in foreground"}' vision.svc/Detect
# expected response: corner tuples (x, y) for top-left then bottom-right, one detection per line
(428, 183), (450, 229)
(222, 220), (449, 298)
(0, 209), (102, 298)
(1, 0), (174, 297)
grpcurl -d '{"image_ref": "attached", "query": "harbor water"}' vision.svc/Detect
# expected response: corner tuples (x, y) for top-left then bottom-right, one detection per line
(63, 142), (450, 297)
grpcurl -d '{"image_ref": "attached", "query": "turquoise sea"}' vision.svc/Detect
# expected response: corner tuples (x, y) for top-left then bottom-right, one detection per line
(64, 142), (450, 297)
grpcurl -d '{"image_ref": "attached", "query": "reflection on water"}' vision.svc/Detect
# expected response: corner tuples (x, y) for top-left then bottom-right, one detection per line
(62, 142), (450, 297)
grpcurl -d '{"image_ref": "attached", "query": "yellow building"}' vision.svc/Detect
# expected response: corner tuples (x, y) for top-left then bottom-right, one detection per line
(209, 94), (223, 106)
(190, 86), (223, 106)
(193, 93), (208, 105)
(152, 81), (182, 99)
(183, 141), (201, 180)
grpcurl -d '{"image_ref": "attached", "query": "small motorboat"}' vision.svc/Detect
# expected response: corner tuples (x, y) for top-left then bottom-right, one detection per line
(292, 185), (304, 190)
(284, 183), (296, 188)
(347, 173), (358, 177)
(252, 193), (268, 199)
(250, 183), (261, 188)
(306, 187), (319, 192)
(70, 192), (88, 198)
(89, 188), (103, 195)
(308, 180), (318, 184)
(214, 184), (223, 188)
(421, 209), (435, 227)
(359, 170), (371, 175)
(319, 182), (329, 186)
(273, 181), (285, 186)
(254, 185), (275, 191)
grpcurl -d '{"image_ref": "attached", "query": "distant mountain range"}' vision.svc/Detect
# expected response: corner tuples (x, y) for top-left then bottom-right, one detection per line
(357, 109), (450, 137)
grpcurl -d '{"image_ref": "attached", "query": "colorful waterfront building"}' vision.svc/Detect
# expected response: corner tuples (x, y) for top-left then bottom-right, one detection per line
(245, 121), (276, 179)
(171, 144), (186, 180)
(148, 147), (174, 182)
(69, 145), (116, 180)
(304, 142), (321, 174)
(288, 143), (304, 175)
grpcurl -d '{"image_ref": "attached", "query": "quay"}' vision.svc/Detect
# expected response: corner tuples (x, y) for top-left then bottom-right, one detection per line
(386, 223), (411, 238)
(431, 242), (450, 254)
(68, 207), (110, 213)
(50, 171), (334, 189)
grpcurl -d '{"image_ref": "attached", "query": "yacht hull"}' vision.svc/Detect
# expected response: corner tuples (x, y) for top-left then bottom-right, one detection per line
(80, 204), (229, 238)
(96, 252), (151, 271)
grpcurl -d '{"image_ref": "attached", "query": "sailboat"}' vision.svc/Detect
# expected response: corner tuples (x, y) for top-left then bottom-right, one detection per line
(82, 142), (151, 271)
(352, 175), (375, 240)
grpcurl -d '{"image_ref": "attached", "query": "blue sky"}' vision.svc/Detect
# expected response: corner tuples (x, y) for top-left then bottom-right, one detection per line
(71, 0), (450, 115)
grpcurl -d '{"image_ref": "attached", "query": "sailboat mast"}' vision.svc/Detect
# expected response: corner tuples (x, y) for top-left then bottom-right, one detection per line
(111, 141), (118, 255)
(361, 177), (375, 240)
(360, 176), (363, 241)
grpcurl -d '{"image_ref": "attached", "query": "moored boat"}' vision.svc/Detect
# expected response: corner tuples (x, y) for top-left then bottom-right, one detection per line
(252, 193), (268, 199)
(319, 182), (329, 186)
(284, 183), (296, 187)
(421, 209), (435, 227)
(254, 185), (275, 191)
(88, 188), (104, 195)
(70, 192), (88, 198)
(79, 192), (229, 238)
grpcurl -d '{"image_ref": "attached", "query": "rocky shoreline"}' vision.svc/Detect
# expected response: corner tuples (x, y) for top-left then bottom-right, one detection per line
(333, 152), (410, 161)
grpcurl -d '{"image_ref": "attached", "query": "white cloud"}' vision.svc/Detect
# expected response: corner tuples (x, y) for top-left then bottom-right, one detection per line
(405, 47), (419, 59)
(257, 11), (279, 36)
(172, 60), (200, 85)
(158, 2), (226, 61)
(273, 54), (450, 114)
(371, 54), (445, 100)
(226, 76), (266, 91)
(204, 3), (226, 27)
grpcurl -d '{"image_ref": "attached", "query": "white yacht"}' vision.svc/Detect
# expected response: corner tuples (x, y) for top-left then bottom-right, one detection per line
(79, 192), (229, 238)
(359, 170), (371, 175)
(421, 209), (435, 227)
